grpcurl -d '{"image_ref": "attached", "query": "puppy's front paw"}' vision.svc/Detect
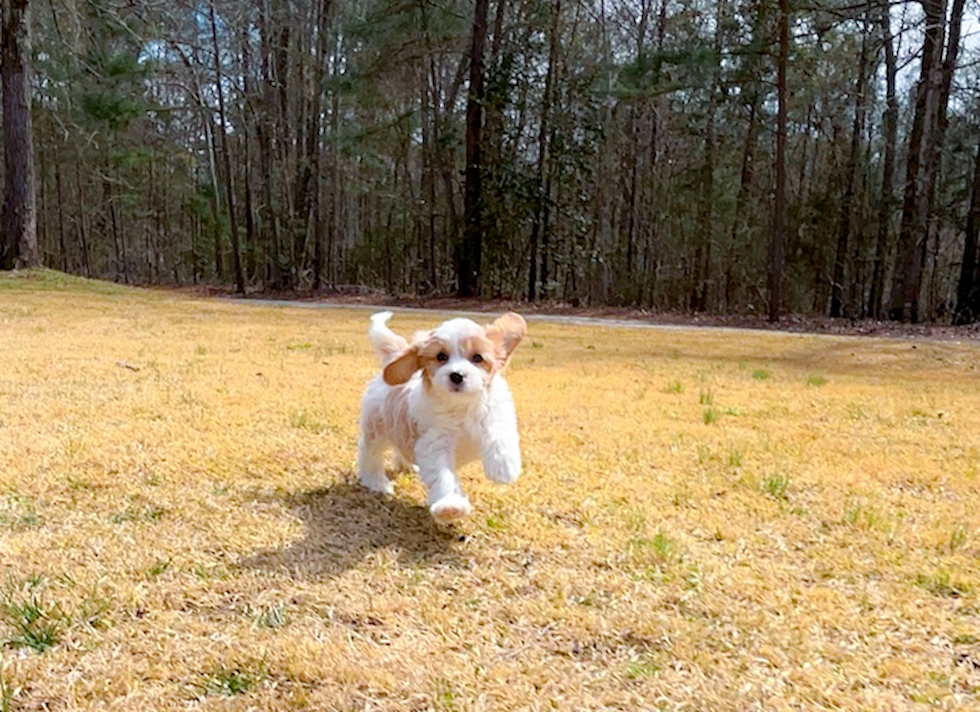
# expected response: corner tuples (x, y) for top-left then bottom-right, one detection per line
(430, 493), (471, 524)
(483, 448), (521, 485)
(359, 470), (395, 495)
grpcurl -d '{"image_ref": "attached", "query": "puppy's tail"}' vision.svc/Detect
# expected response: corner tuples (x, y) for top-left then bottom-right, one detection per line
(368, 311), (409, 365)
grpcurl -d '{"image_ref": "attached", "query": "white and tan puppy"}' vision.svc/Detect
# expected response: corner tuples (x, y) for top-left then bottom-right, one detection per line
(358, 310), (527, 523)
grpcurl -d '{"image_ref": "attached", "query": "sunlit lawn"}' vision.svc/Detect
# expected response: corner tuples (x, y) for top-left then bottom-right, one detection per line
(1, 269), (980, 710)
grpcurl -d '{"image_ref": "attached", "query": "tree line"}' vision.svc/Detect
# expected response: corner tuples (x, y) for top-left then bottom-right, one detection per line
(1, 0), (979, 323)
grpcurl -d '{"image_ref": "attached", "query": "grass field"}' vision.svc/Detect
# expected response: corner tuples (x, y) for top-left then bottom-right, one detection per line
(1, 269), (980, 710)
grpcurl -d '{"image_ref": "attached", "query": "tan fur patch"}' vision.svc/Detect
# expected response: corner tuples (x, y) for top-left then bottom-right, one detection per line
(460, 335), (497, 373)
(417, 337), (450, 389)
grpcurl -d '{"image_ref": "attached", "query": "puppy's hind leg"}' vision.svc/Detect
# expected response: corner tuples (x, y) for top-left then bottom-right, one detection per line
(358, 435), (394, 495)
(393, 451), (419, 475)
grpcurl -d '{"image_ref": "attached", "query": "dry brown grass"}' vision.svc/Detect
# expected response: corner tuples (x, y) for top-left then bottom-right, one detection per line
(1, 269), (980, 710)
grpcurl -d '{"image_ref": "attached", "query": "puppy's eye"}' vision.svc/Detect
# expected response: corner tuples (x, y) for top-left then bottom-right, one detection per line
(436, 352), (449, 363)
(471, 354), (484, 364)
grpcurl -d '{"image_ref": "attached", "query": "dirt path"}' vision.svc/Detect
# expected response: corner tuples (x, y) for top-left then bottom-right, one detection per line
(231, 298), (758, 334)
(205, 292), (980, 342)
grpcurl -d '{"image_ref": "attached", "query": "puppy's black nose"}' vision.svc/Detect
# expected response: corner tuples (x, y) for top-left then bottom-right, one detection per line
(449, 372), (464, 385)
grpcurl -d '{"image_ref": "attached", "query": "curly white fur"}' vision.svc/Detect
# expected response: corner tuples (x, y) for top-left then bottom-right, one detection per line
(358, 310), (527, 523)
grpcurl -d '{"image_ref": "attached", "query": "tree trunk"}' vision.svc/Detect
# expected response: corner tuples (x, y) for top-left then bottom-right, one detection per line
(887, 0), (946, 322)
(1, 0), (38, 270)
(243, 130), (257, 281)
(458, 0), (489, 298)
(55, 157), (67, 271)
(241, 28), (257, 281)
(419, 59), (433, 291)
(768, 0), (789, 322)
(310, 0), (331, 291)
(830, 9), (870, 318)
(528, 0), (561, 301)
(73, 147), (90, 277)
(922, 0), (965, 316)
(869, 1), (898, 319)
(691, 0), (722, 312)
(424, 56), (439, 291)
(208, 179), (223, 279)
(209, 0), (246, 294)
(617, 0), (654, 305)
(258, 0), (283, 289)
(418, 0), (440, 293)
(327, 81), (340, 288)
(954, 144), (980, 323)
(101, 155), (125, 282)
(725, 0), (767, 312)
(198, 88), (224, 280)
(437, 53), (467, 286)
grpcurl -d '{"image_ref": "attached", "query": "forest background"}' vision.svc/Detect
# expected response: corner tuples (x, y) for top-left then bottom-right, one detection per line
(1, 0), (980, 324)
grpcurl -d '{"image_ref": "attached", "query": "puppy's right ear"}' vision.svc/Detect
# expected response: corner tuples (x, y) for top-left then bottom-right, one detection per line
(383, 344), (421, 385)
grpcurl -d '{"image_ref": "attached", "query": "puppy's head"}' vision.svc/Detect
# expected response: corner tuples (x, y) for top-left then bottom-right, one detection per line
(383, 312), (527, 398)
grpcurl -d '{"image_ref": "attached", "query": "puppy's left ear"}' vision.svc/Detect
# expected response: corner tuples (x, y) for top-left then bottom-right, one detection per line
(486, 312), (527, 366)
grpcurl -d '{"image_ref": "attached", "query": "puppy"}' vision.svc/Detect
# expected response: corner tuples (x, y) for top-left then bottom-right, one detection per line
(358, 310), (527, 523)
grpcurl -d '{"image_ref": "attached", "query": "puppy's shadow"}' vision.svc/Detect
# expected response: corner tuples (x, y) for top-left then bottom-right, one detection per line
(239, 482), (464, 579)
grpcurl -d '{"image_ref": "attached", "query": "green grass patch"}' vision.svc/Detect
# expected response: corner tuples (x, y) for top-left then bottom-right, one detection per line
(253, 603), (288, 629)
(0, 495), (41, 531)
(762, 473), (790, 500)
(486, 512), (506, 530)
(147, 559), (172, 577)
(0, 268), (131, 295)
(914, 571), (974, 599)
(630, 532), (677, 564)
(0, 667), (11, 712)
(199, 659), (267, 696)
(288, 409), (322, 432)
(0, 578), (71, 653)
(949, 525), (969, 552)
(843, 500), (893, 533)
(109, 504), (166, 524)
(627, 655), (662, 679)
